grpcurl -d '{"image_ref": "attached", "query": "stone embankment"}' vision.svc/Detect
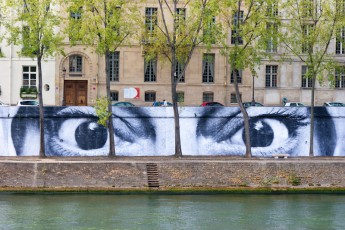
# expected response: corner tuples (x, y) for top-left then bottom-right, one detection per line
(1, 156), (345, 193)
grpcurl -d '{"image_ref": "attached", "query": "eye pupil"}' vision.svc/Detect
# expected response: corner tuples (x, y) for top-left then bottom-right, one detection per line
(242, 121), (274, 147)
(75, 121), (108, 150)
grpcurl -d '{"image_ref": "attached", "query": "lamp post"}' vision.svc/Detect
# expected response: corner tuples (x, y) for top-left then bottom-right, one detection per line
(62, 67), (66, 106)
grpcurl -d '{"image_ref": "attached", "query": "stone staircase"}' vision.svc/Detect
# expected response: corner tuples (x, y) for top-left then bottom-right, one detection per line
(146, 163), (159, 188)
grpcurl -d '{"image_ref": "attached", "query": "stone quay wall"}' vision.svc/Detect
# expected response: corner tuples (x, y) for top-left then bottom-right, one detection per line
(1, 157), (345, 191)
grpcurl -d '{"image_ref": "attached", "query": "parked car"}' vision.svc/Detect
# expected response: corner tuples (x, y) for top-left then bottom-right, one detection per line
(112, 102), (135, 107)
(323, 102), (345, 107)
(16, 100), (39, 106)
(200, 102), (224, 106)
(0, 101), (9, 106)
(243, 102), (263, 108)
(284, 102), (304, 107)
(152, 101), (173, 106)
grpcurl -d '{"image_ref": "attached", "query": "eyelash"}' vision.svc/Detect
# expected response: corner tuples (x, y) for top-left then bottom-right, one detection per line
(45, 108), (157, 156)
(47, 118), (109, 156)
(196, 110), (309, 156)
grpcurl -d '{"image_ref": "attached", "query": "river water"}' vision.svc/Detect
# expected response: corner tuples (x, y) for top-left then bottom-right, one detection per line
(0, 194), (344, 229)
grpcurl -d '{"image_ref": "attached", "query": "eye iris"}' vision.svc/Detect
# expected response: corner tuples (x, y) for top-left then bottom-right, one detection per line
(242, 121), (274, 147)
(75, 121), (107, 150)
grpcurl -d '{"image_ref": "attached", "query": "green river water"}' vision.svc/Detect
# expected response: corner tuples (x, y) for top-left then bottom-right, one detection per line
(0, 194), (344, 230)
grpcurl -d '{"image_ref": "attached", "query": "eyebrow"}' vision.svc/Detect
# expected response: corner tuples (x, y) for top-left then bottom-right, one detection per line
(196, 107), (242, 142)
(112, 107), (156, 141)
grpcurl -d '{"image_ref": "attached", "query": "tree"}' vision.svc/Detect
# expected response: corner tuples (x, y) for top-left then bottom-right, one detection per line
(142, 0), (221, 157)
(64, 0), (140, 157)
(218, 0), (280, 157)
(280, 0), (343, 156)
(3, 0), (64, 158)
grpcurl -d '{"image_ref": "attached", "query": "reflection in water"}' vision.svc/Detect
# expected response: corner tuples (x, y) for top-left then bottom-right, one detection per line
(0, 194), (344, 229)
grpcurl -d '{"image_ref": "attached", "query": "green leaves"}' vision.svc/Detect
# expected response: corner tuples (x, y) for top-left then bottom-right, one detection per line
(3, 0), (64, 59)
(94, 97), (112, 127)
(281, 0), (342, 84)
(64, 0), (140, 55)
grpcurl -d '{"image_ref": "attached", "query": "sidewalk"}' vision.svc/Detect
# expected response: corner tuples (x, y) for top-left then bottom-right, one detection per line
(0, 155), (343, 162)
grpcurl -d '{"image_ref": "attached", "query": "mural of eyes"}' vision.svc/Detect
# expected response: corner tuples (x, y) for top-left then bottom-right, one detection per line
(46, 107), (156, 156)
(45, 108), (108, 156)
(48, 118), (108, 156)
(112, 108), (156, 156)
(196, 108), (310, 156)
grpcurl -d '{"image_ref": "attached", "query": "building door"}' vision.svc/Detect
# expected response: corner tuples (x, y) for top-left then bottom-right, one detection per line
(64, 80), (88, 106)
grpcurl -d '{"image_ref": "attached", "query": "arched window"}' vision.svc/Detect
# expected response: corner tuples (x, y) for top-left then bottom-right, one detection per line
(69, 55), (83, 73)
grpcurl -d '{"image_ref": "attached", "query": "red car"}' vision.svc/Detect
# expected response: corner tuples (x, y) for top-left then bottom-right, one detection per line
(201, 102), (224, 106)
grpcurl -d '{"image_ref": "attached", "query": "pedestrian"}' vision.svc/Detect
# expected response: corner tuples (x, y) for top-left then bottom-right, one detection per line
(162, 99), (168, 106)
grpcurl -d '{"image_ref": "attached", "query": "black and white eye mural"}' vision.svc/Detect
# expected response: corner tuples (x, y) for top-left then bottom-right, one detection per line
(196, 107), (336, 157)
(0, 106), (342, 157)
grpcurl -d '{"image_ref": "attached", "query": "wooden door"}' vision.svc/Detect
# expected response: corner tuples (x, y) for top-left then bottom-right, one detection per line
(76, 82), (87, 106)
(64, 80), (88, 106)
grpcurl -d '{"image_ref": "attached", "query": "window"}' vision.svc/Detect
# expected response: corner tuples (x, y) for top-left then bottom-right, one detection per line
(22, 66), (37, 89)
(202, 54), (215, 83)
(231, 11), (243, 45)
(230, 70), (242, 84)
(302, 24), (314, 53)
(22, 26), (30, 46)
(174, 61), (185, 82)
(230, 93), (241, 103)
(203, 92), (214, 102)
(110, 91), (119, 101)
(301, 66), (312, 88)
(22, 26), (37, 55)
(69, 8), (82, 41)
(266, 1), (278, 17)
(336, 0), (345, 14)
(176, 8), (186, 34)
(177, 91), (184, 102)
(71, 11), (82, 20)
(203, 16), (216, 44)
(266, 23), (278, 53)
(144, 58), (157, 82)
(335, 67), (345, 88)
(145, 8), (157, 35)
(109, 51), (120, 82)
(265, 65), (278, 87)
(69, 55), (82, 73)
(176, 8), (186, 19)
(145, 91), (156, 102)
(301, 0), (315, 18)
(336, 27), (345, 54)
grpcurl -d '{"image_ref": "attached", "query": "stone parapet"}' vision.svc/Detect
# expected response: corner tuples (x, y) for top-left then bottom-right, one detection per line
(0, 157), (345, 191)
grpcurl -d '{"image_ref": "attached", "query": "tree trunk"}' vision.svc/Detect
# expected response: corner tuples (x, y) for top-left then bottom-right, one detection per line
(233, 69), (251, 158)
(37, 56), (45, 158)
(309, 75), (315, 157)
(105, 50), (116, 157)
(171, 58), (182, 158)
(233, 1), (251, 157)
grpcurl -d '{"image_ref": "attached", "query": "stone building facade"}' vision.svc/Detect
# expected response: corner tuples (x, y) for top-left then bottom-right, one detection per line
(55, 2), (345, 107)
(2, 1), (345, 106)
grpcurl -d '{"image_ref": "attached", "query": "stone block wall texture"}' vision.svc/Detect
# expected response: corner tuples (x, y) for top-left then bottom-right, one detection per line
(0, 160), (345, 189)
